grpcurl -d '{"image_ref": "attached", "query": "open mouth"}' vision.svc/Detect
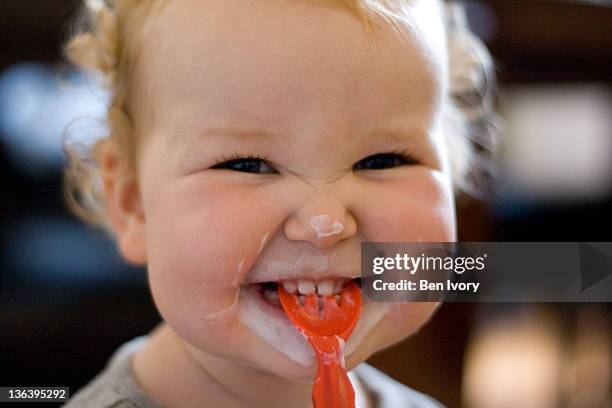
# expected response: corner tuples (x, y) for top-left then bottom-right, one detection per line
(252, 278), (362, 309)
(238, 276), (375, 368)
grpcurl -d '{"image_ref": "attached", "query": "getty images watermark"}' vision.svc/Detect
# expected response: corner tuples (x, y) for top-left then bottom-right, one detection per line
(360, 242), (612, 302)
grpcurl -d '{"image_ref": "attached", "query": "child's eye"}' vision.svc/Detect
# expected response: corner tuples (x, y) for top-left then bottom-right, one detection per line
(210, 151), (418, 174)
(211, 153), (277, 174)
(353, 152), (418, 171)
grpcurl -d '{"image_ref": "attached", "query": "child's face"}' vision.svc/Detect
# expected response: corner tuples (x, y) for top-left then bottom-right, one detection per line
(123, 0), (455, 381)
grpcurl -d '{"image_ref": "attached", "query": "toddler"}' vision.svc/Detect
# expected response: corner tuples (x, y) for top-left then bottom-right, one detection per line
(61, 0), (498, 407)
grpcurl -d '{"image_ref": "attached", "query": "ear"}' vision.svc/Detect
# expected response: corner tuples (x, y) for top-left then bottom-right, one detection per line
(99, 139), (147, 266)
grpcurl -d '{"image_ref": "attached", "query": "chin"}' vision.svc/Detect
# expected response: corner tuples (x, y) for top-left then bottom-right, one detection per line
(241, 343), (318, 382)
(276, 358), (319, 382)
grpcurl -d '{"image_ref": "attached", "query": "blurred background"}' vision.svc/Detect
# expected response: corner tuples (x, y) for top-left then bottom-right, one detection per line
(0, 0), (610, 407)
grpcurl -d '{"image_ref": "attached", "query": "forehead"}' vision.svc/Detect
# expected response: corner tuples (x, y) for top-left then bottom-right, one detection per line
(133, 0), (447, 137)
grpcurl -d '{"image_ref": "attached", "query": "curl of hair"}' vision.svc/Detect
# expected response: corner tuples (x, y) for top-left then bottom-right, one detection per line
(442, 1), (503, 203)
(62, 0), (164, 237)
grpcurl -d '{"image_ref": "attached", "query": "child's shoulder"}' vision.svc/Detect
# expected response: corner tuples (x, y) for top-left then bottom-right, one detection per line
(352, 363), (446, 408)
(62, 336), (164, 408)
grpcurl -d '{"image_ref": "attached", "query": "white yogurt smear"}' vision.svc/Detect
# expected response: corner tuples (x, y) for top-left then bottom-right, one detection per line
(309, 214), (345, 238)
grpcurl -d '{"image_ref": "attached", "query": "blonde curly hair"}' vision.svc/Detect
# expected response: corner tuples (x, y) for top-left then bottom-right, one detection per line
(61, 0), (501, 238)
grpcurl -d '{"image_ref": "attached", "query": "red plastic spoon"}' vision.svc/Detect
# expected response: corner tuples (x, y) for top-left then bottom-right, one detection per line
(278, 280), (361, 408)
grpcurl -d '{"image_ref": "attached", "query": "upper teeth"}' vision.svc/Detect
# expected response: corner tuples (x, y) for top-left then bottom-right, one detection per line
(281, 278), (349, 296)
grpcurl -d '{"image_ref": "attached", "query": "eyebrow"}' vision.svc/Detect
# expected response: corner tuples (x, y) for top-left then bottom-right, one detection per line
(199, 127), (282, 140)
(198, 126), (420, 143)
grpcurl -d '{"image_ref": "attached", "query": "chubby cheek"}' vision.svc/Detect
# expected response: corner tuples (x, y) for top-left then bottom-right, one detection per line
(351, 168), (455, 359)
(358, 168), (456, 242)
(142, 176), (273, 345)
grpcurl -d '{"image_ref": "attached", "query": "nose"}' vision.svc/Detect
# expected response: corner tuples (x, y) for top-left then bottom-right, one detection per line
(284, 193), (357, 249)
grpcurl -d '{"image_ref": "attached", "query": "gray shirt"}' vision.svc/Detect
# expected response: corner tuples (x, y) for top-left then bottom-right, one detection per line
(63, 336), (445, 408)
